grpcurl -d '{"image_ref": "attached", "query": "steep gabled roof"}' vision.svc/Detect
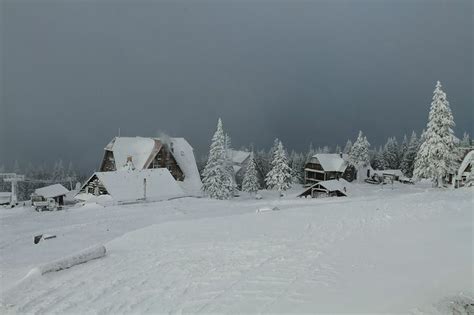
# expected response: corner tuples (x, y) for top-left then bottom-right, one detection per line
(228, 150), (251, 165)
(458, 150), (474, 178)
(106, 137), (156, 170)
(311, 154), (348, 172)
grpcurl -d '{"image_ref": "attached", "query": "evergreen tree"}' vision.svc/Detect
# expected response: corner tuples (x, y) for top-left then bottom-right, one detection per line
(461, 132), (471, 147)
(13, 160), (21, 174)
(242, 153), (260, 194)
(335, 145), (342, 154)
(400, 131), (419, 177)
(306, 142), (316, 163)
(414, 81), (458, 187)
(343, 140), (353, 154)
(265, 140), (292, 195)
(52, 159), (66, 181)
(374, 146), (387, 170)
(224, 134), (237, 194)
(255, 149), (271, 188)
(383, 137), (400, 169)
(322, 146), (330, 153)
(202, 118), (233, 199)
(399, 134), (408, 164)
(289, 151), (305, 184)
(349, 131), (370, 168)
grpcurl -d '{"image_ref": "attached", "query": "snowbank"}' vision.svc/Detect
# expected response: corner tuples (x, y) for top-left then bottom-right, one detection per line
(38, 245), (106, 274)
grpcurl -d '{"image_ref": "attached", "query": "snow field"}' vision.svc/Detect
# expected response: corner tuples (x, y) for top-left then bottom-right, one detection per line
(0, 184), (472, 314)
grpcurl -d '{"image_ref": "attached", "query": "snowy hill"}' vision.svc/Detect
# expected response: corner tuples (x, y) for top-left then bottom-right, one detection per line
(0, 183), (472, 314)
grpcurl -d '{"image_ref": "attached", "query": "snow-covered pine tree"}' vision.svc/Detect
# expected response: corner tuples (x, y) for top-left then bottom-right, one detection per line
(461, 132), (471, 147)
(201, 118), (233, 199)
(344, 140), (353, 154)
(374, 146), (387, 170)
(224, 134), (237, 194)
(349, 131), (370, 180)
(52, 159), (66, 181)
(289, 151), (305, 184)
(400, 131), (418, 177)
(322, 146), (330, 153)
(382, 137), (399, 169)
(67, 161), (78, 182)
(399, 134), (408, 165)
(413, 81), (458, 187)
(305, 142), (316, 163)
(242, 153), (260, 194)
(265, 140), (292, 195)
(335, 145), (342, 154)
(254, 149), (270, 187)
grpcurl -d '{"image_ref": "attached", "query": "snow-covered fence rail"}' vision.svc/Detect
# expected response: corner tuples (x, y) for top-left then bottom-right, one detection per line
(39, 245), (106, 275)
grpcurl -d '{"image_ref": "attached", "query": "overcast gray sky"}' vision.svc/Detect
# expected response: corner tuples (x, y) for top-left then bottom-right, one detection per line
(1, 0), (472, 172)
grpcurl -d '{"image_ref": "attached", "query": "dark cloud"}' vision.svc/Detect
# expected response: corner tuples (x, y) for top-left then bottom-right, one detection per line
(1, 0), (472, 171)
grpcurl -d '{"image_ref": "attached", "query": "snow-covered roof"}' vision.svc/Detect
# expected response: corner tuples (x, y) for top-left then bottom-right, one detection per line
(317, 179), (349, 193)
(311, 154), (348, 172)
(106, 137), (156, 171)
(89, 169), (185, 203)
(228, 149), (251, 165)
(34, 184), (69, 198)
(103, 136), (202, 194)
(168, 137), (202, 194)
(457, 150), (474, 178)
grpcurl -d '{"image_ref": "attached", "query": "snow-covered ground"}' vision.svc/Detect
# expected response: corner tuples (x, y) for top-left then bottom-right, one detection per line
(0, 183), (472, 314)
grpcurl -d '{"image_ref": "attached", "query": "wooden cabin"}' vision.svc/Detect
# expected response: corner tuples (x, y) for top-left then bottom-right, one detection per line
(77, 136), (202, 203)
(299, 179), (349, 198)
(304, 153), (354, 186)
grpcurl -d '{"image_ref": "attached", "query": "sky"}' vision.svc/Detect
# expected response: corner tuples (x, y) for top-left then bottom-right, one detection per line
(1, 0), (472, 172)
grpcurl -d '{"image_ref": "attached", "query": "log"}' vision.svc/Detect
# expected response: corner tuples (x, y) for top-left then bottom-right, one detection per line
(39, 245), (106, 274)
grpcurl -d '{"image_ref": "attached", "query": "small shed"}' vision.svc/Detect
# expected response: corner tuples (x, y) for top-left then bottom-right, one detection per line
(299, 179), (349, 198)
(374, 169), (404, 181)
(34, 184), (69, 205)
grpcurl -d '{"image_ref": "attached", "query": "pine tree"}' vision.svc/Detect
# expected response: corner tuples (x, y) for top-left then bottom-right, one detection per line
(344, 140), (353, 154)
(52, 159), (66, 181)
(383, 137), (399, 169)
(461, 132), (471, 147)
(335, 145), (342, 154)
(255, 149), (271, 188)
(202, 118), (233, 199)
(224, 134), (237, 194)
(242, 153), (260, 194)
(374, 146), (387, 170)
(265, 140), (292, 195)
(400, 131), (419, 177)
(414, 81), (458, 187)
(322, 146), (330, 153)
(399, 134), (408, 164)
(289, 151), (305, 184)
(305, 142), (316, 163)
(349, 131), (370, 168)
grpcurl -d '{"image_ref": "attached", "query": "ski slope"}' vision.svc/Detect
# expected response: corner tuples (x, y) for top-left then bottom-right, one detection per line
(1, 183), (472, 314)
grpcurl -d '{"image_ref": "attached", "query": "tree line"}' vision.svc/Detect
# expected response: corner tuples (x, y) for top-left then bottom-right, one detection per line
(0, 160), (86, 201)
(200, 81), (471, 199)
